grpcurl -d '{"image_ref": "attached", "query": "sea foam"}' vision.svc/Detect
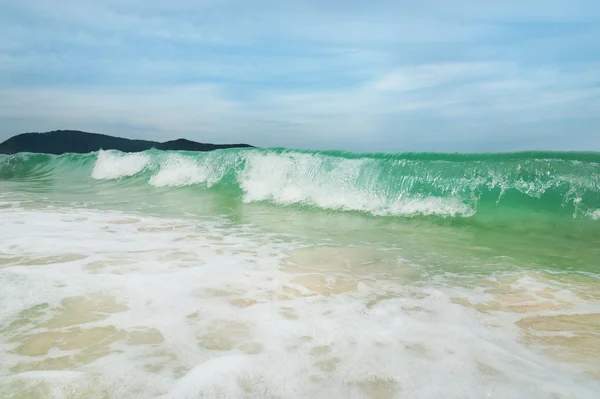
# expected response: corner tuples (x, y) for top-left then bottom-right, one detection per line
(1, 198), (599, 398)
(148, 153), (227, 188)
(91, 150), (150, 180)
(3, 148), (600, 397)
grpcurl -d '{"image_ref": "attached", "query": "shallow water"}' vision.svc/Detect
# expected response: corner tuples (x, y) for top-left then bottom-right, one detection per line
(0, 149), (599, 398)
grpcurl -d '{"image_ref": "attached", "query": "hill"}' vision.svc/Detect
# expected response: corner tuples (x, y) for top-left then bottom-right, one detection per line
(0, 130), (254, 155)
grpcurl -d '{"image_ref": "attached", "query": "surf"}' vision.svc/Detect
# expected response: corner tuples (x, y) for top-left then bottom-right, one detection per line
(2, 147), (600, 398)
(1, 148), (599, 219)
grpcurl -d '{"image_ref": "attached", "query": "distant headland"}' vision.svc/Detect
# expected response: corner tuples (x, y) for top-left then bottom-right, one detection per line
(0, 130), (255, 155)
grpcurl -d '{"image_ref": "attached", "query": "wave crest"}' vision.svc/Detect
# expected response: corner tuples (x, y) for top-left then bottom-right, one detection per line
(91, 150), (149, 180)
(3, 148), (600, 219)
(238, 152), (474, 217)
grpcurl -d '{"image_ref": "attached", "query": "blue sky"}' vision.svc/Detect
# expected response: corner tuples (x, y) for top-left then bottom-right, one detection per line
(1, 0), (599, 152)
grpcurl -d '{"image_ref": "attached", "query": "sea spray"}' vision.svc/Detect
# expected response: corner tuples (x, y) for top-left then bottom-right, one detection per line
(91, 150), (150, 180)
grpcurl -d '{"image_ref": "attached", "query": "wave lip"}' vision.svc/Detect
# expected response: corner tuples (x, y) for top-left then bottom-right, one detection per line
(149, 154), (210, 188)
(91, 150), (150, 180)
(148, 153), (231, 188)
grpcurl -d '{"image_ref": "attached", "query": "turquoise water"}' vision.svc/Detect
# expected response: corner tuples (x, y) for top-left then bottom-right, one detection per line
(0, 148), (599, 398)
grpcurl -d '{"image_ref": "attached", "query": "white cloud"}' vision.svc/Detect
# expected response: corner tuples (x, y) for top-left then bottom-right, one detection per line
(368, 63), (505, 92)
(2, 59), (598, 151)
(1, 1), (599, 151)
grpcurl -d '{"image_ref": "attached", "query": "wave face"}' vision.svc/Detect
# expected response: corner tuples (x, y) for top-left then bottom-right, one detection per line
(1, 148), (600, 219)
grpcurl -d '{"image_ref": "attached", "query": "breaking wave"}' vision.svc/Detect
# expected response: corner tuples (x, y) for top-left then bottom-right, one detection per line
(1, 148), (599, 219)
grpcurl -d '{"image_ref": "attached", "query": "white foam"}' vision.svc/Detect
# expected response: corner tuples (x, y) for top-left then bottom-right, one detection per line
(91, 150), (150, 180)
(239, 152), (474, 217)
(589, 209), (600, 220)
(148, 154), (223, 188)
(1, 205), (599, 398)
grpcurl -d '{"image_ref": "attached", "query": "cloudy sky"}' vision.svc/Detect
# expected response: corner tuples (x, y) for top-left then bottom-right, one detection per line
(1, 0), (599, 152)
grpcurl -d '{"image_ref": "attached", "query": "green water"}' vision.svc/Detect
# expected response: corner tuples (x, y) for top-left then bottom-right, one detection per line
(1, 148), (599, 273)
(1, 148), (599, 397)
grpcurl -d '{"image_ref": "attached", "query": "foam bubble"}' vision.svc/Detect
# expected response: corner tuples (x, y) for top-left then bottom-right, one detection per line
(91, 150), (150, 180)
(589, 209), (600, 220)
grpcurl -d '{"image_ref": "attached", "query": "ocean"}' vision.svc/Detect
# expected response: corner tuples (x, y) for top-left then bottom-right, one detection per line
(0, 148), (599, 398)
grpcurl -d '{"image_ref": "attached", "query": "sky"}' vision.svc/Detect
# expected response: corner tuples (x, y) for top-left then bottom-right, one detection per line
(1, 0), (599, 152)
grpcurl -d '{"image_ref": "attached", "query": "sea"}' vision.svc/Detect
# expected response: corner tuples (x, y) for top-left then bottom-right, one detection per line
(0, 148), (599, 398)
